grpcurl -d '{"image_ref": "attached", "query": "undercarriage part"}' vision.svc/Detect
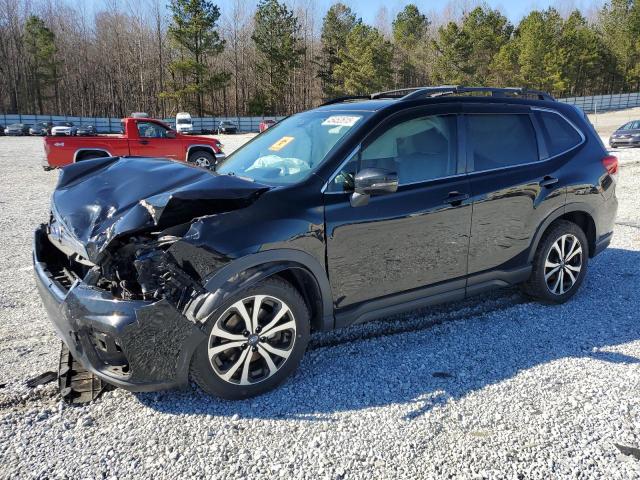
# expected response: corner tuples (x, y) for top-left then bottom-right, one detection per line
(58, 342), (108, 404)
(25, 371), (58, 388)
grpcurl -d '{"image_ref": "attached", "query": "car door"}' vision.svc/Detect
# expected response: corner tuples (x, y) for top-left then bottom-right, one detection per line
(323, 105), (472, 313)
(130, 121), (182, 160)
(463, 103), (568, 282)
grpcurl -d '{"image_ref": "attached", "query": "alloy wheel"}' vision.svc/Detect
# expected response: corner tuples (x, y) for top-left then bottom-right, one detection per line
(208, 295), (297, 385)
(544, 233), (583, 295)
(194, 157), (211, 168)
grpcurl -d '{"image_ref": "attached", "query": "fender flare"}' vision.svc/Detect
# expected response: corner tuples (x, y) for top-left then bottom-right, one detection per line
(527, 202), (598, 263)
(186, 144), (216, 160)
(190, 249), (334, 331)
(73, 148), (113, 162)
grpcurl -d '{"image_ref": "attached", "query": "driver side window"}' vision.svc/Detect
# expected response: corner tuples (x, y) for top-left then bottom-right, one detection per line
(137, 122), (168, 138)
(326, 114), (458, 192)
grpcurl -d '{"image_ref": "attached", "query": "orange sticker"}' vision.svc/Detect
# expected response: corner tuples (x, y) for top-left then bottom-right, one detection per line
(269, 136), (295, 151)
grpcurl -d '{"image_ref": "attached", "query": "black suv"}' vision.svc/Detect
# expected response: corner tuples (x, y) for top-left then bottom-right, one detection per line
(34, 86), (618, 399)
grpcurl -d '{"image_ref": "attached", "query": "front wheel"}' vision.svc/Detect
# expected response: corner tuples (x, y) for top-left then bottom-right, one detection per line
(522, 220), (589, 304)
(187, 151), (215, 169)
(190, 278), (310, 399)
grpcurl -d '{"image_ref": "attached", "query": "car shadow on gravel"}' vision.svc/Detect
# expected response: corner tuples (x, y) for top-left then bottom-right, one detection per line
(135, 247), (640, 421)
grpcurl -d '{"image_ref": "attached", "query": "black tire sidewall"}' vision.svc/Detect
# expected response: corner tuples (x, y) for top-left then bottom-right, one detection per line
(527, 220), (589, 304)
(190, 279), (310, 400)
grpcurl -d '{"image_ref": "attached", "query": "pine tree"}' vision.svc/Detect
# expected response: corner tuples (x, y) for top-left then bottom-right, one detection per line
(318, 3), (358, 99)
(432, 7), (511, 86)
(162, 0), (228, 116)
(333, 23), (393, 95)
(24, 16), (59, 114)
(252, 0), (305, 114)
(392, 4), (429, 87)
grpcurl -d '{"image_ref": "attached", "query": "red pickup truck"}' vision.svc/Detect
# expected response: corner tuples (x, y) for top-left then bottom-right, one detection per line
(43, 117), (225, 170)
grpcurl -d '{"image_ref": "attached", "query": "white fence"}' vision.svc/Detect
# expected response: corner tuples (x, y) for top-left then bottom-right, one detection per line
(0, 114), (286, 134)
(3, 91), (640, 130)
(559, 92), (640, 113)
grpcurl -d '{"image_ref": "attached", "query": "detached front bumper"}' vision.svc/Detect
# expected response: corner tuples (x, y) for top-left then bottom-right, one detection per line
(33, 226), (205, 392)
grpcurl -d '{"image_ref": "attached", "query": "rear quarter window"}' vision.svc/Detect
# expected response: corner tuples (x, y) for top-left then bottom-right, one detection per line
(467, 114), (538, 172)
(534, 110), (583, 158)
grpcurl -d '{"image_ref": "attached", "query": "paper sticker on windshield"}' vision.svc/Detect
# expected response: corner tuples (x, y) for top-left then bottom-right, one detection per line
(321, 115), (361, 127)
(269, 136), (295, 151)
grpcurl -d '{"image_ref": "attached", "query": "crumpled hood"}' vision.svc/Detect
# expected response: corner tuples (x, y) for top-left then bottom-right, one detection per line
(51, 157), (269, 262)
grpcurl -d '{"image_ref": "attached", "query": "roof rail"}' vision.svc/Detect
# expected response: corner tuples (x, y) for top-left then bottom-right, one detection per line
(320, 95), (372, 106)
(321, 88), (421, 106)
(400, 86), (555, 102)
(320, 86), (555, 106)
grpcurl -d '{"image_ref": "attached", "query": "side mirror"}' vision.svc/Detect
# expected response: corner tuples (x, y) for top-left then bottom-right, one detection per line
(166, 130), (177, 138)
(351, 167), (398, 207)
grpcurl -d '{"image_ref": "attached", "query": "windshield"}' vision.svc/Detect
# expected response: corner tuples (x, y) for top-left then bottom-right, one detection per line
(177, 119), (192, 124)
(216, 110), (369, 185)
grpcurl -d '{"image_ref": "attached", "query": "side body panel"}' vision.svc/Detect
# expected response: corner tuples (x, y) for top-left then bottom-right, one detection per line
(463, 103), (568, 275)
(323, 104), (473, 314)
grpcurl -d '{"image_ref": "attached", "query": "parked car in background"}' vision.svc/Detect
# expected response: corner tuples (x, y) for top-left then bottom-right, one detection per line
(43, 116), (225, 170)
(76, 125), (97, 136)
(259, 119), (276, 132)
(51, 122), (77, 136)
(4, 123), (31, 136)
(217, 121), (238, 134)
(29, 122), (53, 136)
(0, 124), (4, 136)
(33, 86), (618, 400)
(609, 120), (640, 148)
(176, 112), (193, 134)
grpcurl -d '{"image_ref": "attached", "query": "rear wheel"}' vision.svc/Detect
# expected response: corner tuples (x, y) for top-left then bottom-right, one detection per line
(190, 278), (310, 399)
(188, 150), (215, 169)
(522, 220), (588, 304)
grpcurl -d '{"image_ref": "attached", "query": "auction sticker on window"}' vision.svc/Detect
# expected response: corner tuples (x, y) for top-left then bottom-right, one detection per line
(269, 136), (295, 151)
(321, 115), (361, 127)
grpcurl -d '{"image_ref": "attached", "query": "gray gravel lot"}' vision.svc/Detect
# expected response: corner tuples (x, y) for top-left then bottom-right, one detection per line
(0, 126), (639, 479)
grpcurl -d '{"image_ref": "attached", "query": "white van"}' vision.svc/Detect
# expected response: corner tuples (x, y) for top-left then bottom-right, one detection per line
(175, 112), (193, 134)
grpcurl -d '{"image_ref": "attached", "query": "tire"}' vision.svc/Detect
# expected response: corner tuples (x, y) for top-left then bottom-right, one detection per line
(188, 150), (215, 170)
(190, 278), (310, 399)
(521, 220), (589, 304)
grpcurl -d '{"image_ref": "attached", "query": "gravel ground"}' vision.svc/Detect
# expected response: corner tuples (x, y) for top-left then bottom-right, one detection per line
(0, 121), (639, 479)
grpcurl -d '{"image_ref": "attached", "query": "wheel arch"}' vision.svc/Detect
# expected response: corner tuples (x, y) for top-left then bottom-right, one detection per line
(195, 249), (334, 332)
(187, 144), (216, 160)
(528, 203), (598, 263)
(73, 148), (112, 162)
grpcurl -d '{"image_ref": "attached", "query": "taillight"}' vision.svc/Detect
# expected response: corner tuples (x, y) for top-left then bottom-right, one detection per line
(602, 155), (618, 176)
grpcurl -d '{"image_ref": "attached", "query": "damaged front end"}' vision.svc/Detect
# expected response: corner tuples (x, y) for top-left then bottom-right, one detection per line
(34, 156), (270, 391)
(94, 226), (206, 309)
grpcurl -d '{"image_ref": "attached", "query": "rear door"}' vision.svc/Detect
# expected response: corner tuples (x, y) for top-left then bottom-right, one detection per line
(129, 121), (182, 160)
(323, 105), (472, 310)
(463, 103), (567, 280)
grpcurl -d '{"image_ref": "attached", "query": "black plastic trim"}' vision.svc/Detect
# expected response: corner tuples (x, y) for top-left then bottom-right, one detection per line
(202, 249), (334, 331)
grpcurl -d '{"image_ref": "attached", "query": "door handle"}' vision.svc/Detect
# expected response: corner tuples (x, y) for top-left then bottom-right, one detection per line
(139, 140), (149, 145)
(444, 191), (469, 205)
(539, 176), (558, 188)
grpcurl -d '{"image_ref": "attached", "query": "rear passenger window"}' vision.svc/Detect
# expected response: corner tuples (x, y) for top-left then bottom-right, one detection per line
(466, 114), (538, 172)
(534, 110), (583, 158)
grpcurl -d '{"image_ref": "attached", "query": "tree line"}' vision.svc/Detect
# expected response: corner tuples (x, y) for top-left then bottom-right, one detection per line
(1, 0), (639, 118)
